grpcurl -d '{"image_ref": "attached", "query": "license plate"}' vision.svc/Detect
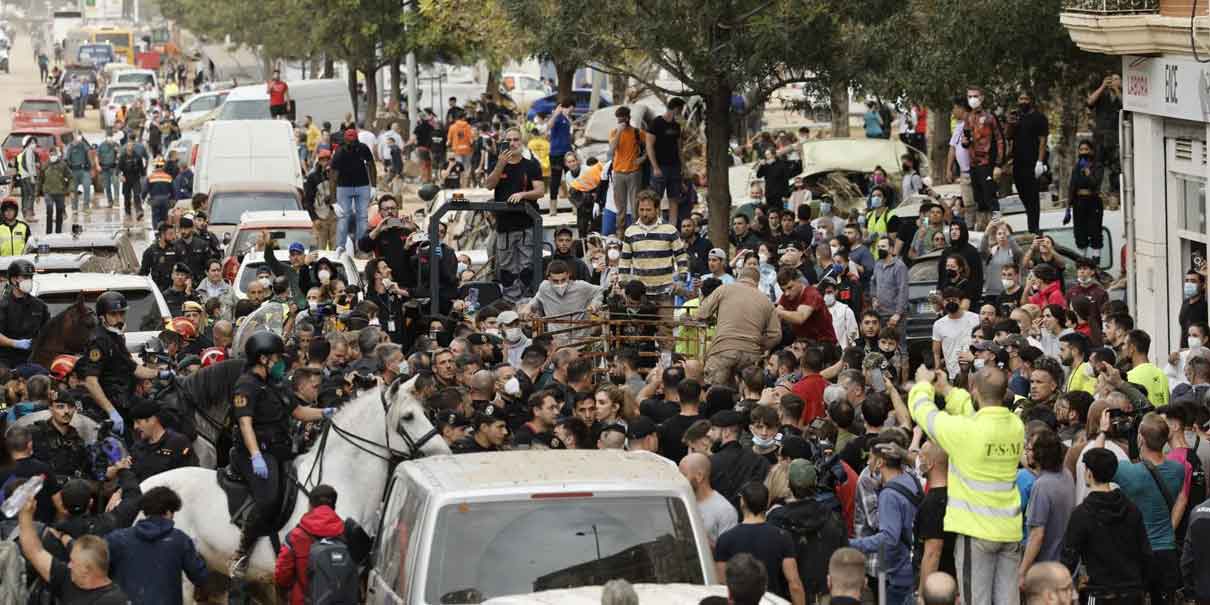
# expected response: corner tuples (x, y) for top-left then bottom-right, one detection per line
(917, 302), (933, 314)
(32, 118), (47, 123)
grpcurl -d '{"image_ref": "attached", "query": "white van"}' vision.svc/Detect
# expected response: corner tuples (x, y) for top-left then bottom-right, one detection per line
(287, 79), (354, 126)
(366, 450), (717, 605)
(192, 119), (302, 194)
(214, 84), (272, 120)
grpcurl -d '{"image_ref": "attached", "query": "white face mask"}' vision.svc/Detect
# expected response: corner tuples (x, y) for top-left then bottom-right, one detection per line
(309, 301), (319, 312)
(457, 262), (468, 275)
(751, 433), (777, 448)
(968, 96), (982, 109)
(17, 279), (33, 293)
(257, 277), (271, 288)
(396, 360), (410, 376)
(1001, 278), (1015, 290)
(368, 318), (380, 326)
(973, 358), (986, 371)
(504, 376), (522, 396)
(318, 269), (331, 283)
(1190, 337), (1204, 349)
(505, 327), (523, 341)
(823, 293), (836, 307)
(552, 283), (568, 296)
(829, 246), (839, 256)
(607, 249), (620, 261)
(758, 253), (769, 265)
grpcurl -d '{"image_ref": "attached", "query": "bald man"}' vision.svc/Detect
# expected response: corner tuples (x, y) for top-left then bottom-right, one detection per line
(917, 441), (956, 583)
(212, 319), (234, 351)
(679, 452), (738, 546)
(920, 572), (959, 605)
(467, 369), (496, 406)
(1022, 562), (1074, 605)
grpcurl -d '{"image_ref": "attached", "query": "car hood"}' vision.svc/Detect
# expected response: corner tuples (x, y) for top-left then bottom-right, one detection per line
(799, 138), (926, 177)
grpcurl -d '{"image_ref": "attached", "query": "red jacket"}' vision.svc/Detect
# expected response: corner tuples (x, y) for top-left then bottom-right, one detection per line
(275, 505), (347, 605)
(1029, 281), (1066, 308)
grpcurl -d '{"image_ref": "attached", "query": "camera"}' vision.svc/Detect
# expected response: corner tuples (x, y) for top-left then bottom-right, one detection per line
(1107, 408), (1140, 439)
(350, 370), (378, 391)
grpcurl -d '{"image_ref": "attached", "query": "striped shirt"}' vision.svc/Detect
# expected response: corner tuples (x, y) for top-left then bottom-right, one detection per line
(620, 220), (687, 293)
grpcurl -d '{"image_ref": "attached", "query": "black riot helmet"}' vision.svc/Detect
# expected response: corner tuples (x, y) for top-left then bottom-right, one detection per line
(7, 259), (35, 279)
(244, 331), (285, 363)
(96, 291), (129, 315)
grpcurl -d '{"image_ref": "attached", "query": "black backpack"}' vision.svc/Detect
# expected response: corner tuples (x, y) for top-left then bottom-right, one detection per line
(296, 531), (359, 605)
(768, 501), (849, 596)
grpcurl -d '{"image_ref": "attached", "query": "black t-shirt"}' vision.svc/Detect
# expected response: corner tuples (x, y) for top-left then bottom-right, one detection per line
(414, 121), (435, 148)
(714, 522), (797, 599)
(330, 142), (374, 187)
(658, 413), (703, 463)
(914, 485), (956, 577)
(838, 433), (870, 475)
(50, 558), (130, 604)
(1012, 110), (1049, 164)
(0, 458), (62, 524)
(640, 399), (680, 424)
(493, 157), (543, 233)
(649, 115), (682, 167)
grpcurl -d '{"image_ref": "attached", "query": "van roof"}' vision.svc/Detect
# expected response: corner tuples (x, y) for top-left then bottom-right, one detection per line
(400, 450), (686, 493)
(224, 84), (269, 101)
(33, 272), (157, 293)
(208, 180), (299, 194)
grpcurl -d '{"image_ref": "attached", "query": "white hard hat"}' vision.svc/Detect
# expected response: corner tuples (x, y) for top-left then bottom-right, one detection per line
(21, 135), (33, 147)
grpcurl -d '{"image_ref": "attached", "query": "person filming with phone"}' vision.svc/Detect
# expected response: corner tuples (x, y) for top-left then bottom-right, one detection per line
(484, 126), (544, 303)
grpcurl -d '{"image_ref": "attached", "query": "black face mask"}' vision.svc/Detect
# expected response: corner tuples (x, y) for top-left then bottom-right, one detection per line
(1019, 103), (1031, 112)
(609, 373), (627, 386)
(944, 301), (960, 314)
(876, 248), (888, 260)
(947, 270), (959, 280)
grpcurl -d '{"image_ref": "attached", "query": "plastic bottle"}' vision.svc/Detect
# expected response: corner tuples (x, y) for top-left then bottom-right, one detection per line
(2, 475), (44, 518)
(466, 288), (480, 315)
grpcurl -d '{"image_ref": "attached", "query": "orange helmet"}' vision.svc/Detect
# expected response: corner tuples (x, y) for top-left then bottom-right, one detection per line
(49, 355), (79, 381)
(200, 347), (227, 367)
(166, 316), (197, 339)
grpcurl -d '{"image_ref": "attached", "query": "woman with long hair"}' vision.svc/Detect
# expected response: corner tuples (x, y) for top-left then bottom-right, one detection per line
(1070, 295), (1103, 347)
(1038, 303), (1073, 358)
(365, 257), (406, 344)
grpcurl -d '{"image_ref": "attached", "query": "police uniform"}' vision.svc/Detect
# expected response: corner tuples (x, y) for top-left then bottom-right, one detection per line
(31, 420), (96, 482)
(174, 225), (214, 284)
(229, 369), (297, 530)
(76, 324), (137, 416)
(162, 285), (198, 318)
(139, 240), (180, 292)
(130, 427), (197, 481)
(451, 404), (508, 454)
(0, 288), (49, 369)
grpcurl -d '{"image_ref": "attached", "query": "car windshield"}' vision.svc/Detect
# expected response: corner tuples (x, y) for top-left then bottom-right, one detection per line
(230, 228), (314, 257)
(40, 289), (163, 333)
(2, 134), (55, 149)
(210, 192), (300, 224)
(19, 100), (60, 113)
(65, 69), (96, 82)
(115, 72), (153, 86)
(217, 99), (271, 120)
(425, 496), (703, 603)
(111, 93), (137, 106)
(239, 257), (345, 293)
(78, 46), (113, 61)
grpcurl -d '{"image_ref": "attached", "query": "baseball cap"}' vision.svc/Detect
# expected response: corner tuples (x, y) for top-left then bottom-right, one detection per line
(708, 248), (728, 261)
(627, 416), (658, 440)
(344, 128), (357, 142)
(182, 300), (205, 314)
(788, 459), (818, 490)
(1002, 334), (1029, 350)
(497, 310), (520, 325)
(288, 242), (306, 254)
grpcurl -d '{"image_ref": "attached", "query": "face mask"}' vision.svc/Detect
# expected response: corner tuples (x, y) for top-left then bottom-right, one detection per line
(1185, 283), (1199, 299)
(901, 163), (912, 172)
(1191, 336), (1204, 349)
(968, 96), (982, 109)
(17, 279), (33, 293)
(829, 245), (839, 256)
(876, 248), (888, 260)
(504, 376), (522, 396)
(1002, 278), (1015, 290)
(751, 433), (777, 448)
(607, 249), (620, 261)
(397, 360), (410, 376)
(309, 301), (319, 313)
(973, 358), (986, 371)
(870, 196), (883, 208)
(552, 283), (568, 296)
(921, 217), (929, 227)
(947, 269), (959, 280)
(944, 301), (960, 314)
(820, 202), (832, 214)
(758, 253), (769, 265)
(105, 321), (125, 335)
(368, 318), (381, 326)
(318, 269), (331, 283)
(872, 174), (885, 184)
(1077, 276), (1091, 286)
(269, 359), (287, 380)
(832, 263), (845, 274)
(824, 293), (836, 307)
(505, 327), (523, 341)
(880, 345), (896, 356)
(258, 277), (271, 289)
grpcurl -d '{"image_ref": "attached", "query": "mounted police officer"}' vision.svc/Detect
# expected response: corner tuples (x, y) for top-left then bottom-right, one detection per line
(229, 331), (334, 578)
(77, 291), (174, 432)
(0, 259), (49, 370)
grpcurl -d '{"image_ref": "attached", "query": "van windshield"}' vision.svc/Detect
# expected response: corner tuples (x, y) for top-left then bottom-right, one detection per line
(39, 289), (164, 333)
(217, 99), (271, 120)
(209, 192), (300, 224)
(425, 496), (703, 603)
(115, 72), (153, 86)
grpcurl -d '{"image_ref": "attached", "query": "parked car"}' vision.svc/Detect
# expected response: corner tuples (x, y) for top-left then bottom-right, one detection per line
(2, 127), (70, 167)
(501, 72), (552, 114)
(11, 96), (67, 129)
(203, 181), (304, 241)
(0, 252), (98, 274)
(31, 273), (170, 353)
(101, 89), (140, 129)
(233, 248), (357, 299)
(526, 88), (612, 122)
(366, 450), (715, 604)
(173, 90), (228, 125)
(109, 68), (159, 101)
(57, 64), (101, 108)
(24, 230), (139, 273)
(221, 210), (314, 282)
(76, 43), (115, 68)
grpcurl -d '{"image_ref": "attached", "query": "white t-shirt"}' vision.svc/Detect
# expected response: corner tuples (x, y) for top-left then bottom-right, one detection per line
(932, 311), (980, 379)
(828, 300), (859, 350)
(1075, 439), (1128, 505)
(948, 125), (971, 173)
(697, 490), (739, 545)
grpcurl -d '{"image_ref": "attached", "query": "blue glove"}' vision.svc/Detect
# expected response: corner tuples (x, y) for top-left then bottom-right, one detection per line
(322, 408), (336, 419)
(11, 339), (30, 350)
(107, 409), (124, 434)
(251, 453), (269, 479)
(157, 369), (174, 381)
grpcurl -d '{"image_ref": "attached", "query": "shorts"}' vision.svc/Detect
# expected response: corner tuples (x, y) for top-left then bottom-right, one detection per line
(455, 154), (472, 170)
(416, 147), (432, 163)
(651, 164), (684, 202)
(269, 103), (288, 118)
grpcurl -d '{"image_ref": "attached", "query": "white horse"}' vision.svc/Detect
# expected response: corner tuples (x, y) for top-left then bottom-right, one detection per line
(139, 374), (452, 601)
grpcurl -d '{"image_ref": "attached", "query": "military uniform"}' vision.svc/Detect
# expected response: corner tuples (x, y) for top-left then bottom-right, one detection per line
(76, 324), (137, 416)
(230, 370), (296, 531)
(139, 240), (180, 292)
(96, 139), (120, 206)
(0, 289), (48, 368)
(130, 428), (197, 481)
(31, 420), (96, 482)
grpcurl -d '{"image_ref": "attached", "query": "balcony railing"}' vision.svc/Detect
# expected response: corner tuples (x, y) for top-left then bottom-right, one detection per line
(1062, 0), (1158, 14)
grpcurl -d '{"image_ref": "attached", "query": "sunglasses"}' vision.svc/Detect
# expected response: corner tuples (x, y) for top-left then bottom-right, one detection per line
(380, 206), (397, 212)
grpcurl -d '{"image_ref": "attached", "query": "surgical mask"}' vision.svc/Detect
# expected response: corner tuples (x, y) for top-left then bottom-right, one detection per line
(49, 153), (60, 162)
(829, 245), (839, 256)
(318, 269), (331, 283)
(607, 248), (620, 261)
(869, 196), (883, 208)
(269, 359), (287, 380)
(1185, 282), (1199, 299)
(947, 270), (959, 280)
(104, 321), (125, 335)
(1002, 278), (1015, 290)
(973, 358), (986, 371)
(832, 263), (845, 274)
(552, 283), (568, 296)
(1077, 276), (1091, 286)
(1190, 336), (1204, 349)
(258, 277), (271, 288)
(824, 293), (836, 307)
(369, 318), (381, 326)
(876, 248), (888, 259)
(397, 360), (410, 376)
(944, 301), (959, 314)
(968, 96), (982, 109)
(820, 202), (832, 214)
(505, 327), (523, 341)
(751, 433), (777, 448)
(17, 279), (32, 293)
(309, 301), (319, 313)
(758, 253), (769, 265)
(504, 376), (522, 396)
(457, 262), (468, 275)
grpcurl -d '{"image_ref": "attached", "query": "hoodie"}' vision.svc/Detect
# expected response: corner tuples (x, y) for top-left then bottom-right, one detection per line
(849, 473), (920, 588)
(934, 221), (983, 302)
(766, 497), (849, 596)
(105, 516), (208, 605)
(276, 505), (347, 605)
(1060, 489), (1150, 594)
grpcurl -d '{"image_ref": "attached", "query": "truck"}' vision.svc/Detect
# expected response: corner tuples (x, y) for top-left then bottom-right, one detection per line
(51, 11), (83, 47)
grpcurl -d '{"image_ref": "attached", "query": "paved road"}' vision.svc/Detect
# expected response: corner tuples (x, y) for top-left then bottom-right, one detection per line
(2, 30), (145, 244)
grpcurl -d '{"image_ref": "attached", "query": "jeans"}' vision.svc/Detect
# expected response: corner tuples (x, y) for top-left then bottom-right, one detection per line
(100, 168), (118, 205)
(45, 194), (65, 233)
(496, 229), (535, 302)
(71, 168), (92, 210)
(956, 534), (1021, 605)
(603, 208), (619, 237)
(884, 583), (913, 605)
(148, 196), (171, 227)
(19, 179), (35, 217)
(335, 185), (371, 250)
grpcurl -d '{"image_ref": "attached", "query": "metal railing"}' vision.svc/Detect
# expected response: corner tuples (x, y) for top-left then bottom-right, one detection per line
(1062, 0), (1158, 14)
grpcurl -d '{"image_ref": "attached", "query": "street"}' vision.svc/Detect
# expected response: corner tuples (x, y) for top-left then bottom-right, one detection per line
(2, 31), (147, 246)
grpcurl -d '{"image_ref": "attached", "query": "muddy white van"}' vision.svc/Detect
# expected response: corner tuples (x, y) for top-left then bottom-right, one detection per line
(366, 450), (717, 604)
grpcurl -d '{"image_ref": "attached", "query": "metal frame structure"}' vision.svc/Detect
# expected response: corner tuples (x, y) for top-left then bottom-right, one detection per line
(427, 199), (543, 317)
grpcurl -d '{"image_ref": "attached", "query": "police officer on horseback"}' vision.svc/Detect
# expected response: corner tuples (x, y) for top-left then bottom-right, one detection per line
(0, 259), (49, 369)
(77, 291), (174, 433)
(229, 331), (334, 578)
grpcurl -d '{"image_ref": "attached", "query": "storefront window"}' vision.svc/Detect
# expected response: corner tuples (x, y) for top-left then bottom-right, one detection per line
(1178, 175), (1207, 234)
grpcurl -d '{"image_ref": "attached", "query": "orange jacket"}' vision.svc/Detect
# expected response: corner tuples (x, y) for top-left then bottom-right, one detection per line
(448, 120), (473, 156)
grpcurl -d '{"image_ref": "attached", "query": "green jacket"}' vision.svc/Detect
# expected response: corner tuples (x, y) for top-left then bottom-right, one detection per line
(97, 141), (119, 168)
(39, 160), (72, 196)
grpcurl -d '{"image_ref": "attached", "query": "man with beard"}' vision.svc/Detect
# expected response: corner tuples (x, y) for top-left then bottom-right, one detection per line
(1027, 357), (1064, 411)
(543, 228), (591, 282)
(512, 390), (560, 447)
(128, 401), (197, 481)
(1059, 333), (1096, 395)
(681, 217), (713, 277)
(31, 395), (98, 482)
(855, 312), (881, 355)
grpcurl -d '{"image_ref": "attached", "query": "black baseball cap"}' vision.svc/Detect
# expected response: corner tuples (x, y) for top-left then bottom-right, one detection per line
(627, 417), (658, 440)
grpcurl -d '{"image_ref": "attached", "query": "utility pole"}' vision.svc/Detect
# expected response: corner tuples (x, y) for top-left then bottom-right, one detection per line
(404, 0), (418, 132)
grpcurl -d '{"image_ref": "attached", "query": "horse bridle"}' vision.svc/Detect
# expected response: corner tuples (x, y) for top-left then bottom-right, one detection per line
(377, 374), (441, 459)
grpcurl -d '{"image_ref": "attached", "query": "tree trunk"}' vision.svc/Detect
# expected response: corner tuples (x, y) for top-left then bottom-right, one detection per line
(610, 73), (628, 106)
(555, 60), (575, 103)
(323, 54), (335, 79)
(706, 84), (734, 249)
(485, 69), (500, 101)
(390, 58), (402, 109)
(829, 80), (850, 138)
(363, 61), (379, 125)
(927, 105), (950, 183)
(347, 66), (358, 123)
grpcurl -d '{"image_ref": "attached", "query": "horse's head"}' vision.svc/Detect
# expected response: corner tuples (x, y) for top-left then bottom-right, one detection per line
(67, 294), (98, 335)
(383, 374), (452, 459)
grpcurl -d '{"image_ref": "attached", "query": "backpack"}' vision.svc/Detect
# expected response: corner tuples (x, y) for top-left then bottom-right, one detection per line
(301, 531), (359, 605)
(882, 476), (923, 578)
(768, 501), (848, 595)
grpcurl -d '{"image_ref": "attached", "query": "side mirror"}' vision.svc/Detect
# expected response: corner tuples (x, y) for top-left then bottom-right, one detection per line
(222, 232), (231, 245)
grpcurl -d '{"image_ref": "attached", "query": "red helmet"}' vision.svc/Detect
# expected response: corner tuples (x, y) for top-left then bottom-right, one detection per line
(49, 355), (78, 381)
(200, 347), (226, 367)
(166, 316), (197, 339)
